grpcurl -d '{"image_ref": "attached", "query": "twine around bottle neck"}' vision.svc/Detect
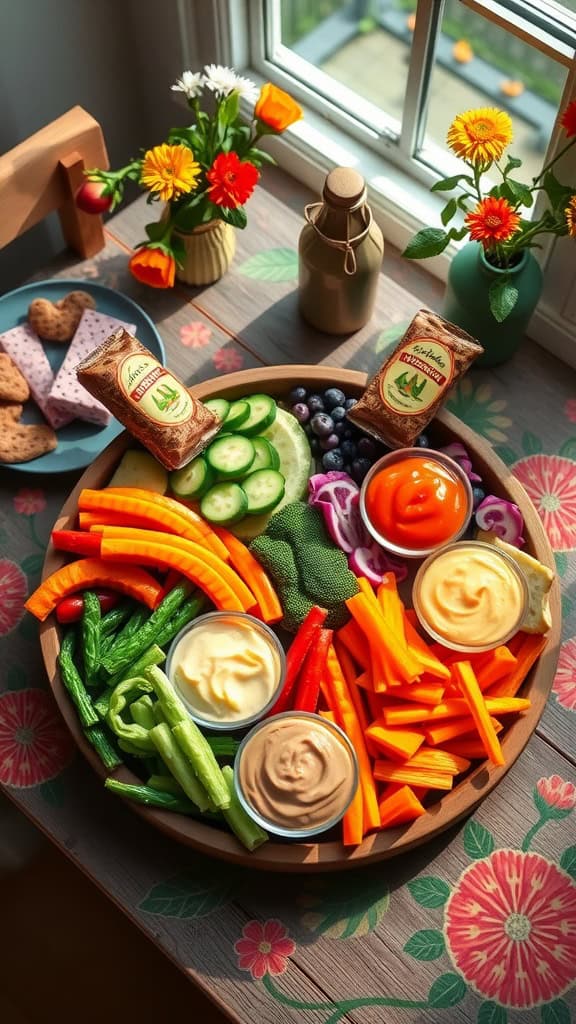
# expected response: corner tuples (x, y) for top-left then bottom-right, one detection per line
(304, 196), (373, 275)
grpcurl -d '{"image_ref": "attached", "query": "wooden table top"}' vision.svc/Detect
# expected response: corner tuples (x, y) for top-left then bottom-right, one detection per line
(1, 168), (575, 1023)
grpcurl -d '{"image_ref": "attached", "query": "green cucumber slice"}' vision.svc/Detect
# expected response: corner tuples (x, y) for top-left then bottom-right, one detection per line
(250, 436), (280, 472)
(200, 482), (248, 525)
(223, 400), (250, 431)
(206, 435), (255, 479)
(242, 470), (285, 514)
(204, 398), (230, 423)
(170, 456), (215, 499)
(236, 394), (277, 436)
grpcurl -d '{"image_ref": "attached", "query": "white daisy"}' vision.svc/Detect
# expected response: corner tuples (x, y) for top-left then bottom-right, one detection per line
(203, 64), (258, 101)
(171, 70), (204, 100)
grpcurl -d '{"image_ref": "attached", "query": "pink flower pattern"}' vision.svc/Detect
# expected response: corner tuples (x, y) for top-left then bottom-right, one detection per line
(0, 560), (27, 636)
(235, 919), (295, 979)
(180, 321), (212, 348)
(0, 689), (74, 787)
(564, 398), (576, 423)
(536, 775), (576, 811)
(444, 849), (576, 1008)
(212, 347), (244, 373)
(553, 637), (576, 712)
(13, 489), (46, 516)
(513, 455), (576, 551)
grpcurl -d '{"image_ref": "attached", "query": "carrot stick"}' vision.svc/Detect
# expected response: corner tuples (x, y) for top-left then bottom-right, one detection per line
(387, 682), (446, 705)
(424, 716), (503, 746)
(373, 762), (454, 790)
(507, 631), (527, 656)
(378, 784), (426, 828)
(334, 638), (370, 734)
(24, 558), (162, 621)
(105, 487), (229, 559)
(355, 670), (371, 690)
(401, 614), (451, 681)
(451, 661), (505, 766)
(336, 620), (368, 669)
(487, 634), (547, 698)
(403, 747), (471, 775)
(381, 696), (530, 727)
(79, 489), (213, 552)
(357, 576), (378, 602)
(346, 592), (421, 684)
(342, 777), (364, 846)
(365, 721), (425, 760)
(472, 646), (518, 690)
(377, 573), (406, 647)
(325, 644), (380, 833)
(365, 686), (383, 722)
(211, 525), (283, 624)
(79, 510), (158, 531)
(319, 710), (336, 724)
(439, 737), (498, 760)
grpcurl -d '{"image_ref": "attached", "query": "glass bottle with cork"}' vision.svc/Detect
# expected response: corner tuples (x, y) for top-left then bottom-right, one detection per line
(298, 167), (384, 334)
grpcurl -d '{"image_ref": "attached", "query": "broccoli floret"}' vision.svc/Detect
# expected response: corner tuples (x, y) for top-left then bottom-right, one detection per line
(249, 500), (359, 633)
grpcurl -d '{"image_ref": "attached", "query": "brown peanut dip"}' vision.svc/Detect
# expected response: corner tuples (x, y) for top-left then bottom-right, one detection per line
(238, 715), (357, 832)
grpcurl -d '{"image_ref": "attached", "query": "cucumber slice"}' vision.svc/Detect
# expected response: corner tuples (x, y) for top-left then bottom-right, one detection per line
(223, 400), (250, 431)
(250, 436), (280, 472)
(206, 435), (255, 479)
(242, 470), (285, 514)
(236, 394), (277, 437)
(200, 482), (248, 525)
(204, 398), (230, 423)
(170, 456), (215, 499)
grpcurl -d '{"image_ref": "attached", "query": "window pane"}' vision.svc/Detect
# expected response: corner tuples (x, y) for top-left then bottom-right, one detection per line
(422, 1), (569, 181)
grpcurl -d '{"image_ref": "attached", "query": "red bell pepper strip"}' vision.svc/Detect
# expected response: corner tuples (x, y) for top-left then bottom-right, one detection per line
(267, 605), (328, 717)
(55, 589), (119, 624)
(25, 558), (162, 622)
(51, 530), (102, 557)
(293, 627), (334, 713)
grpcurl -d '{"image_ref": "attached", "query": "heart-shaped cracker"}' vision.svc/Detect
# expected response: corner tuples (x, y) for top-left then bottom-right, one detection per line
(28, 290), (96, 343)
(0, 353), (30, 402)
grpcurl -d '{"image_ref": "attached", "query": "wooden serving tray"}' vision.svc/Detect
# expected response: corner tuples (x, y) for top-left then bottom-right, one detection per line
(39, 366), (561, 871)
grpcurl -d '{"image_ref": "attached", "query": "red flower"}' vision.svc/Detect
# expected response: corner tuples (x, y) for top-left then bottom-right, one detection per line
(535, 774), (576, 813)
(560, 99), (576, 139)
(234, 919), (295, 979)
(465, 196), (520, 247)
(212, 347), (244, 373)
(13, 488), (46, 516)
(513, 454), (576, 551)
(180, 321), (211, 348)
(444, 849), (576, 1008)
(206, 153), (259, 209)
(0, 560), (27, 636)
(0, 689), (74, 787)
(553, 637), (576, 711)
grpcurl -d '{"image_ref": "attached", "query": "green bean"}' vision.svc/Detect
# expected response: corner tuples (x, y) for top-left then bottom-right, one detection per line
(221, 765), (268, 851)
(130, 695), (157, 731)
(101, 583), (194, 675)
(106, 677), (155, 753)
(146, 774), (185, 796)
(117, 606), (149, 642)
(100, 602), (133, 638)
(104, 778), (195, 814)
(84, 725), (122, 769)
(172, 719), (230, 811)
(207, 736), (240, 758)
(155, 594), (208, 649)
(106, 644), (165, 691)
(58, 631), (99, 728)
(93, 690), (112, 719)
(149, 722), (211, 812)
(118, 737), (150, 758)
(82, 591), (101, 686)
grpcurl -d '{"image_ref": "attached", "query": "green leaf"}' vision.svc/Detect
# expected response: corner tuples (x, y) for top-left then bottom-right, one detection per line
(238, 247), (298, 282)
(560, 844), (576, 879)
(441, 198), (458, 226)
(501, 179), (533, 207)
(449, 225), (469, 241)
(554, 552), (568, 577)
(145, 221), (167, 242)
(431, 173), (473, 192)
(489, 279), (519, 323)
(543, 171), (574, 215)
(541, 999), (571, 1024)
(559, 437), (576, 460)
(20, 553), (44, 577)
(464, 819), (495, 859)
(246, 146), (276, 167)
(404, 929), (445, 960)
(428, 973), (467, 1008)
(299, 872), (389, 939)
(503, 155), (523, 174)
(6, 665), (27, 691)
(220, 205), (247, 230)
(167, 126), (201, 151)
(374, 320), (409, 354)
(139, 869), (236, 918)
(478, 1001), (507, 1024)
(522, 431), (543, 456)
(493, 444), (519, 466)
(403, 228), (451, 259)
(407, 876), (451, 908)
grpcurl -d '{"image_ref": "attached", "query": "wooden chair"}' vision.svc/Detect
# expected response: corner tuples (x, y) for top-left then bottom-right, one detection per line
(0, 105), (109, 259)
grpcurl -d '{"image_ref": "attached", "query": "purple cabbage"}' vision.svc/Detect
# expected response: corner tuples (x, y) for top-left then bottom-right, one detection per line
(475, 494), (525, 547)
(440, 442), (482, 483)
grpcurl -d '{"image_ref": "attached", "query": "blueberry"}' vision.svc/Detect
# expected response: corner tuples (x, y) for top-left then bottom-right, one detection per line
(320, 433), (341, 452)
(309, 436), (321, 456)
(357, 436), (377, 459)
(289, 386), (307, 404)
(310, 412), (334, 437)
(340, 439), (357, 461)
(323, 387), (347, 410)
(344, 397), (358, 411)
(291, 402), (310, 424)
(322, 450), (344, 472)
(415, 433), (430, 448)
(472, 486), (486, 510)
(343, 428), (354, 440)
(331, 405), (347, 423)
(333, 421), (347, 438)
(307, 393), (325, 414)
(344, 463), (352, 476)
(351, 457), (372, 483)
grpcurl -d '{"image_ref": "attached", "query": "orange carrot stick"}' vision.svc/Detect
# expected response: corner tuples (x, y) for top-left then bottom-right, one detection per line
(377, 573), (406, 647)
(337, 619), (368, 669)
(473, 646), (518, 690)
(382, 697), (529, 727)
(342, 778), (364, 846)
(105, 486), (229, 559)
(402, 615), (451, 680)
(487, 634), (547, 698)
(211, 525), (283, 623)
(373, 762), (454, 790)
(346, 593), (421, 684)
(378, 784), (426, 828)
(387, 682), (446, 705)
(424, 716), (503, 747)
(403, 747), (471, 775)
(451, 661), (504, 766)
(319, 710), (337, 724)
(334, 639), (370, 734)
(24, 558), (162, 621)
(439, 737), (497, 760)
(365, 721), (425, 760)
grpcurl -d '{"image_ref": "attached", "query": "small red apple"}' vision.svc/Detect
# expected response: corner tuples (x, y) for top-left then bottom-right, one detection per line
(75, 180), (113, 215)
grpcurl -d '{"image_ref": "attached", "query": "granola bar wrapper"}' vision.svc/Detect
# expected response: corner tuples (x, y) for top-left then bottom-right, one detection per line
(76, 329), (220, 470)
(347, 310), (483, 448)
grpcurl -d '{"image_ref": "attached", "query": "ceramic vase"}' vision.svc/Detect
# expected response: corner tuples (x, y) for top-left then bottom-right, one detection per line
(175, 220), (236, 286)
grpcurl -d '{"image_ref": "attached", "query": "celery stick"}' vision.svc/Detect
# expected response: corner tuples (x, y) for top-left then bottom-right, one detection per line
(118, 738), (149, 758)
(94, 690), (112, 719)
(149, 722), (211, 812)
(145, 664), (189, 727)
(207, 736), (240, 758)
(84, 725), (122, 769)
(172, 719), (230, 811)
(146, 774), (185, 796)
(104, 778), (194, 814)
(130, 695), (157, 731)
(221, 765), (268, 852)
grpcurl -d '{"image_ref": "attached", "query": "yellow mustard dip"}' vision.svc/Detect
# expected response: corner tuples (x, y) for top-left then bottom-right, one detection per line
(170, 614), (281, 723)
(416, 544), (525, 647)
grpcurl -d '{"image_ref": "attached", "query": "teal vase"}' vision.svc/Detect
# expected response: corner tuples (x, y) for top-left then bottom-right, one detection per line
(441, 242), (543, 367)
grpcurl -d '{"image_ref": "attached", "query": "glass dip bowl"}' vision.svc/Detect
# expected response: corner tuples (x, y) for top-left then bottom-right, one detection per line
(234, 711), (359, 839)
(359, 447), (473, 559)
(166, 611), (286, 732)
(412, 540), (529, 653)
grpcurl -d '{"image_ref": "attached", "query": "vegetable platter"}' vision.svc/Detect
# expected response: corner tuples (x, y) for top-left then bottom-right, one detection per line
(37, 366), (560, 872)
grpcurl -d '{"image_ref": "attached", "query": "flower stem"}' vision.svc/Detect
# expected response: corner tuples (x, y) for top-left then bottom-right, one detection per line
(521, 816), (546, 852)
(532, 136), (576, 186)
(261, 975), (335, 1011)
(262, 975), (430, 1018)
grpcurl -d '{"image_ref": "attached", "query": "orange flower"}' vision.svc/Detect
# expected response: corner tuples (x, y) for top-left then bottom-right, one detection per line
(465, 197), (521, 247)
(255, 83), (303, 133)
(561, 100), (576, 139)
(129, 246), (175, 289)
(452, 40), (473, 64)
(447, 108), (512, 165)
(566, 195), (576, 238)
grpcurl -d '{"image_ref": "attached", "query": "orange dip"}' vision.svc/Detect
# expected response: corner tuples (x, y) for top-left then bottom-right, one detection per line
(364, 455), (468, 549)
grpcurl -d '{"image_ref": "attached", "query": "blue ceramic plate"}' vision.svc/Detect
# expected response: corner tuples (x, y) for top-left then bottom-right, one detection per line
(0, 279), (165, 474)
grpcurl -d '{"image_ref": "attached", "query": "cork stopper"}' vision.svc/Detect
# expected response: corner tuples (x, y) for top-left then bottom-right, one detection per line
(323, 167), (366, 208)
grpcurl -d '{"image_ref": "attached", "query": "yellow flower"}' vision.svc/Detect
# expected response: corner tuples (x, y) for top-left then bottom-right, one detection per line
(447, 108), (513, 166)
(140, 143), (200, 202)
(566, 195), (576, 238)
